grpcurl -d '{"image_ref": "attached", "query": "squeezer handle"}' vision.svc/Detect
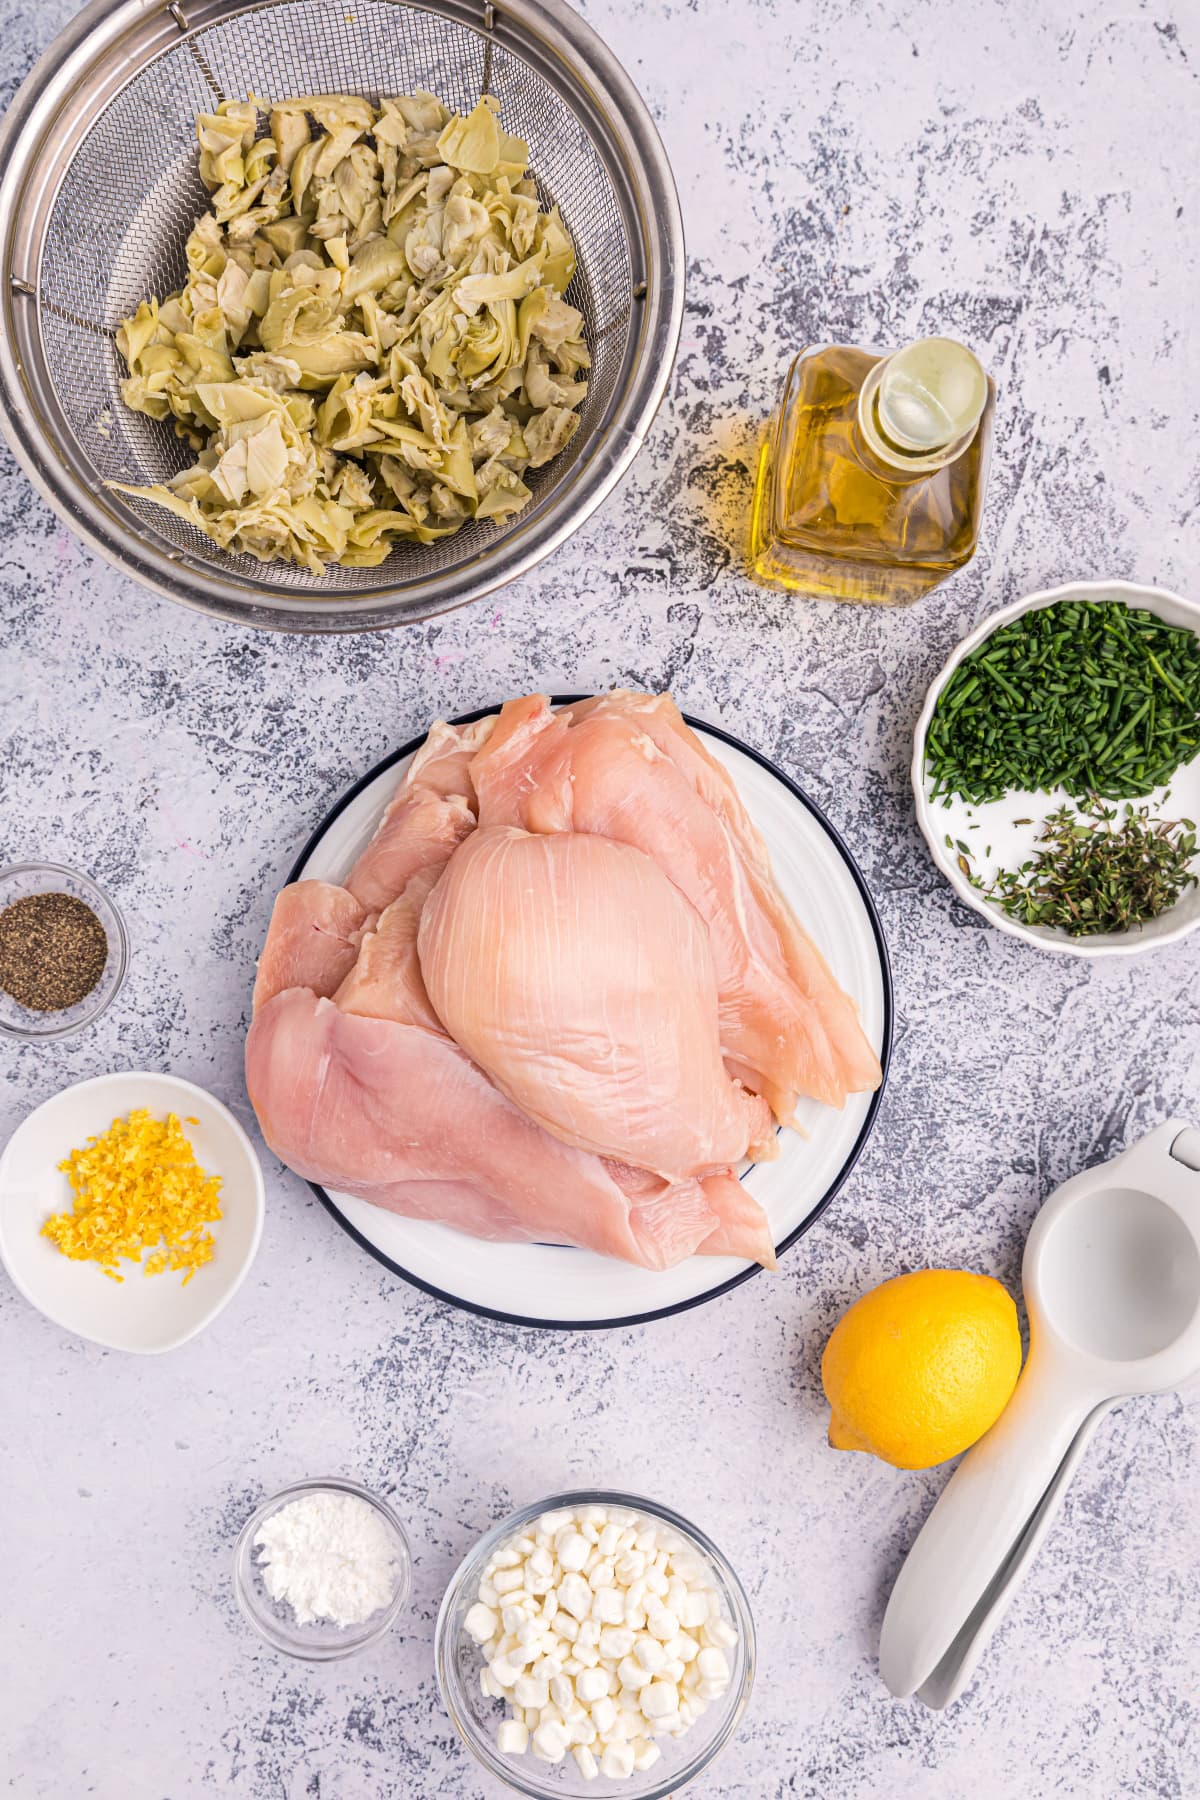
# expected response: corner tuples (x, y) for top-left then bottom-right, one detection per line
(878, 1355), (1099, 1703)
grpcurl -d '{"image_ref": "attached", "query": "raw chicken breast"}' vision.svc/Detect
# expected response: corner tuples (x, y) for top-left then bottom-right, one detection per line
(343, 716), (492, 912)
(404, 713), (495, 805)
(608, 1162), (778, 1268)
(245, 699), (792, 1276)
(252, 880), (371, 1012)
(470, 694), (880, 1119)
(345, 787), (472, 913)
(245, 988), (725, 1269)
(575, 690), (882, 1101)
(332, 901), (779, 1265)
(334, 867), (444, 1032)
(695, 1170), (779, 1267)
(418, 824), (773, 1181)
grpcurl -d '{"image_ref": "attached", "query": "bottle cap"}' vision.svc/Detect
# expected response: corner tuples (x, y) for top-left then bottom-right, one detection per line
(858, 337), (988, 472)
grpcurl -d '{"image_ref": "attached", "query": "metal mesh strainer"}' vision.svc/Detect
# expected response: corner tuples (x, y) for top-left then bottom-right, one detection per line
(0, 0), (683, 631)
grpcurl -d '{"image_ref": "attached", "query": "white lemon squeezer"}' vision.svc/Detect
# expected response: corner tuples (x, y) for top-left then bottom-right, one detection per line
(880, 1120), (1200, 1708)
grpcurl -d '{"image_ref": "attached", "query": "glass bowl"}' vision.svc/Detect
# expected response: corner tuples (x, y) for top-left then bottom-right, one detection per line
(0, 863), (127, 1041)
(234, 1477), (412, 1662)
(435, 1490), (755, 1799)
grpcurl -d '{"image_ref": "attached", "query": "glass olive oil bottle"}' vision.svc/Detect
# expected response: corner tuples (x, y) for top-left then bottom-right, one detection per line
(748, 336), (995, 605)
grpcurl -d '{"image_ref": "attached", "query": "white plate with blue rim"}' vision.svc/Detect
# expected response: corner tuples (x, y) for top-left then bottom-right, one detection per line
(287, 703), (892, 1329)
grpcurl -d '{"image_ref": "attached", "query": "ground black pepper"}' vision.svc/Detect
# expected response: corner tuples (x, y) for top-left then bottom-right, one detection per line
(0, 891), (109, 1011)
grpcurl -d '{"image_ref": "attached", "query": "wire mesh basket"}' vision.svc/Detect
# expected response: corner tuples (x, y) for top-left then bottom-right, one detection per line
(0, 0), (683, 631)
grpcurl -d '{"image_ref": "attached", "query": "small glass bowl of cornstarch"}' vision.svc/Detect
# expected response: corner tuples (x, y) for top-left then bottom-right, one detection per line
(234, 1477), (412, 1661)
(435, 1491), (755, 1797)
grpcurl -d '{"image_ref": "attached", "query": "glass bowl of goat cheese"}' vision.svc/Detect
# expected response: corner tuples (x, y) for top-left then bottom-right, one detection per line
(435, 1490), (755, 1797)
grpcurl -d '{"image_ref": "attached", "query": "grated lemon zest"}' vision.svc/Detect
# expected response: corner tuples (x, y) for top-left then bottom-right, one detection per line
(42, 1109), (223, 1285)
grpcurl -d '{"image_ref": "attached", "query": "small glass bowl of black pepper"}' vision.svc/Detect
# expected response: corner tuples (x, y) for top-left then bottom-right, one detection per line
(0, 864), (127, 1041)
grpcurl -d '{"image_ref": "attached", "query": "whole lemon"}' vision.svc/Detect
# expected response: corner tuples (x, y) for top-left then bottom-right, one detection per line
(821, 1269), (1022, 1470)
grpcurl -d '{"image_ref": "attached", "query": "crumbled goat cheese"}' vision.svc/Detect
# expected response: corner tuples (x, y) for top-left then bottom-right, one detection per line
(465, 1503), (736, 1777)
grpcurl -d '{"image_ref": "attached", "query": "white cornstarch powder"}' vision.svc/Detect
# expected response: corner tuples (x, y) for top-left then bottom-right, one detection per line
(254, 1492), (400, 1628)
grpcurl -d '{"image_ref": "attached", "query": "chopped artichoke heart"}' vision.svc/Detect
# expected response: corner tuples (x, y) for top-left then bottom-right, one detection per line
(436, 99), (501, 175)
(112, 91), (588, 573)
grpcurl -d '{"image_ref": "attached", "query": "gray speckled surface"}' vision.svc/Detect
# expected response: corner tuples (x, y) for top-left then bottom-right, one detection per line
(2, 0), (1199, 1794)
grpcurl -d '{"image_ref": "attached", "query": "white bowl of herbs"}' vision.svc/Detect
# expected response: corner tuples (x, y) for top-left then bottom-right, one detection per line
(913, 579), (1200, 957)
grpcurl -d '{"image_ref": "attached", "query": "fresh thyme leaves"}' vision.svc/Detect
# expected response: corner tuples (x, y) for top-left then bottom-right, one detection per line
(926, 601), (1200, 804)
(970, 800), (1198, 936)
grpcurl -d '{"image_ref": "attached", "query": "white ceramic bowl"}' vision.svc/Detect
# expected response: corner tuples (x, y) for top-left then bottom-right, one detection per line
(0, 1071), (264, 1351)
(913, 579), (1200, 957)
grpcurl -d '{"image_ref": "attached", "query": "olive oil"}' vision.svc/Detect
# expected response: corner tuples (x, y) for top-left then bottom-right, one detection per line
(749, 337), (995, 605)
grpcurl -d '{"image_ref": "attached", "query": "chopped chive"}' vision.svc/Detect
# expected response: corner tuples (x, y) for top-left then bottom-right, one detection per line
(925, 601), (1200, 804)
